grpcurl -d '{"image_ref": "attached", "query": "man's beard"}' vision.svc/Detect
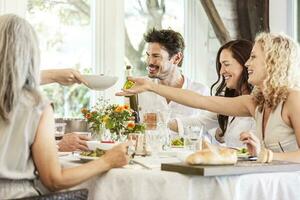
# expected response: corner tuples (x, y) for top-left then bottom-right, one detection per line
(147, 64), (163, 80)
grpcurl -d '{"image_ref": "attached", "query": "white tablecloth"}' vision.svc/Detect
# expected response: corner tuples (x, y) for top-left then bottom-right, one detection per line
(59, 154), (300, 200)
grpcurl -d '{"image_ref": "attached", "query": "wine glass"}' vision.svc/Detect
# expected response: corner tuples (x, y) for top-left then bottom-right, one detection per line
(184, 125), (204, 151)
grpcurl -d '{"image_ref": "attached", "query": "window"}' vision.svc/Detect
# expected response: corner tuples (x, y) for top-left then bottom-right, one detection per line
(124, 0), (184, 76)
(296, 2), (300, 43)
(26, 0), (92, 117)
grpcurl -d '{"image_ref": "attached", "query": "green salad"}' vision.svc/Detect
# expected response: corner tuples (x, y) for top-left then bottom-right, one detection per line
(237, 147), (249, 156)
(80, 148), (105, 157)
(171, 137), (184, 147)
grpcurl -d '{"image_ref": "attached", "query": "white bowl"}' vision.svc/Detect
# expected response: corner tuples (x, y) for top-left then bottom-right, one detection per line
(87, 141), (118, 151)
(82, 75), (118, 91)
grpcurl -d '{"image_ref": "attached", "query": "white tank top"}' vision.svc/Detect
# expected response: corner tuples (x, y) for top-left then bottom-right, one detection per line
(255, 101), (298, 152)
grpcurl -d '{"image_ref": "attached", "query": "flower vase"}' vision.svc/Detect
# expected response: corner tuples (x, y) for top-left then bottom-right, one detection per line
(92, 126), (106, 141)
(110, 131), (127, 142)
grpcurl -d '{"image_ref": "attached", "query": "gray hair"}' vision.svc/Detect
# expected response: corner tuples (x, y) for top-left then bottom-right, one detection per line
(0, 14), (41, 121)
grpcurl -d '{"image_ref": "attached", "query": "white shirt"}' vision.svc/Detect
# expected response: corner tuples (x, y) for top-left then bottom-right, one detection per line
(138, 75), (209, 124)
(178, 112), (256, 147)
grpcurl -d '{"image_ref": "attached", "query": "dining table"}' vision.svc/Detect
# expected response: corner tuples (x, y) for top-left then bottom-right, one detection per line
(59, 150), (300, 200)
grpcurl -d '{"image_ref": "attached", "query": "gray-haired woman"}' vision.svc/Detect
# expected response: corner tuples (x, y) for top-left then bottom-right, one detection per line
(0, 14), (129, 199)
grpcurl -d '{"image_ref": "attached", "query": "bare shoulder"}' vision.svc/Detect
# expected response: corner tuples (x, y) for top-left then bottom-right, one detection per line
(286, 89), (300, 109)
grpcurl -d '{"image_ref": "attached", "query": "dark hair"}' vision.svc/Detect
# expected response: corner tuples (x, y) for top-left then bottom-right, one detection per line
(210, 39), (253, 136)
(144, 28), (185, 66)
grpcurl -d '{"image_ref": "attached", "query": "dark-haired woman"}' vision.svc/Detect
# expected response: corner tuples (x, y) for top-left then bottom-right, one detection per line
(168, 39), (255, 148)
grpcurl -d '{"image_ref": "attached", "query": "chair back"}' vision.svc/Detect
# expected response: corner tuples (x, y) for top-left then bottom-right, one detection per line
(15, 188), (88, 200)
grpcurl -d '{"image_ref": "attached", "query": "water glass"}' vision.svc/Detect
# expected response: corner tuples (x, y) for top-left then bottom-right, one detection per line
(127, 132), (146, 156)
(55, 123), (66, 140)
(145, 129), (163, 157)
(143, 112), (158, 130)
(184, 125), (204, 151)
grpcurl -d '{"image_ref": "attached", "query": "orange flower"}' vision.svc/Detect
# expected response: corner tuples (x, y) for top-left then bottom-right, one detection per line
(124, 104), (130, 110)
(85, 113), (92, 119)
(115, 106), (124, 113)
(127, 121), (135, 129)
(81, 108), (88, 114)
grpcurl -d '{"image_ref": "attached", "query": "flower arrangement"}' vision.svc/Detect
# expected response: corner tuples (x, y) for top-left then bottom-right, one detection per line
(81, 99), (145, 138)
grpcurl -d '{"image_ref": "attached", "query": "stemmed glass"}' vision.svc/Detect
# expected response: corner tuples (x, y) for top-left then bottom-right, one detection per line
(184, 125), (204, 151)
(157, 109), (171, 150)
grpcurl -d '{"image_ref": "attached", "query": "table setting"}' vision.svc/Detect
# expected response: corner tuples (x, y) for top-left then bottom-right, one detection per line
(55, 75), (300, 200)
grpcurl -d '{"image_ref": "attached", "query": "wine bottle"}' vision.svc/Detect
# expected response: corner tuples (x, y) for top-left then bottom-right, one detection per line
(124, 65), (140, 123)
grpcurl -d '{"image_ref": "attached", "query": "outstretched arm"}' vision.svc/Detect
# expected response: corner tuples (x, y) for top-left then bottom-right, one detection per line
(40, 69), (88, 86)
(116, 77), (256, 117)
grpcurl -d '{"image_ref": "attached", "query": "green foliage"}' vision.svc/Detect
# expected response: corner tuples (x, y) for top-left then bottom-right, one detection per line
(28, 0), (90, 25)
(42, 83), (90, 117)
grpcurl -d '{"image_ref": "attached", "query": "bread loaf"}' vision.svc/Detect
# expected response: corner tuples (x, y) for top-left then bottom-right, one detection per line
(186, 142), (237, 165)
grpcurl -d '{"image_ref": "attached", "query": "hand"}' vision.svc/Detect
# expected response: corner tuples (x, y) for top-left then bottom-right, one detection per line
(167, 119), (178, 133)
(102, 142), (130, 168)
(215, 128), (225, 143)
(240, 131), (261, 156)
(115, 77), (153, 96)
(41, 68), (88, 86)
(57, 133), (90, 152)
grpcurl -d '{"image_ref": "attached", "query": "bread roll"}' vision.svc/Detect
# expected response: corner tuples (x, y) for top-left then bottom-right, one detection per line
(186, 142), (237, 165)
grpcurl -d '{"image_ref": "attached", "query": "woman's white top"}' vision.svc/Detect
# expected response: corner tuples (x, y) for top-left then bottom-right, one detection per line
(177, 111), (256, 148)
(0, 92), (48, 180)
(254, 101), (298, 152)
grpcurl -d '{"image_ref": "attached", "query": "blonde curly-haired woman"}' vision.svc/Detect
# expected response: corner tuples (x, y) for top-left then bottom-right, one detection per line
(117, 32), (300, 163)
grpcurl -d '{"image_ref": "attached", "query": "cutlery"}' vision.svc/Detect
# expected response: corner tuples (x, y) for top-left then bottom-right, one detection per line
(129, 159), (152, 170)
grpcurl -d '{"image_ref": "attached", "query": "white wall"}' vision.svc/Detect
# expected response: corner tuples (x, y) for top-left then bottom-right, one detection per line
(270, 0), (297, 38)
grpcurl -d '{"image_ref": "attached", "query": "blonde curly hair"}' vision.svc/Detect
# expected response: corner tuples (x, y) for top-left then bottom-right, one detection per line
(252, 32), (300, 112)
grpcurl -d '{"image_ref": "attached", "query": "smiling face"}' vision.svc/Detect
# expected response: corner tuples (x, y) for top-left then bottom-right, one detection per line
(219, 49), (244, 90)
(245, 42), (267, 87)
(146, 42), (181, 80)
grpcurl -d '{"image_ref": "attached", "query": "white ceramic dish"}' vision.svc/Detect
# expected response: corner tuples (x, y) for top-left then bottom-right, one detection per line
(87, 141), (118, 151)
(77, 155), (100, 162)
(82, 75), (118, 91)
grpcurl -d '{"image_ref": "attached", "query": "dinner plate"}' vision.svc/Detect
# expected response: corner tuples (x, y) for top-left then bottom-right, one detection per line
(171, 145), (184, 148)
(237, 155), (257, 161)
(78, 155), (100, 162)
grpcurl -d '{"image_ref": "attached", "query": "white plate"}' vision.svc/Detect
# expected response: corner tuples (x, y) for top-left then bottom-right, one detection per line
(82, 75), (118, 91)
(78, 155), (100, 162)
(58, 152), (72, 157)
(87, 141), (118, 150)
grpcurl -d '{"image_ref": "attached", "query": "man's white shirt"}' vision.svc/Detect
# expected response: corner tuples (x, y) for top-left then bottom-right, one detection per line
(138, 75), (210, 127)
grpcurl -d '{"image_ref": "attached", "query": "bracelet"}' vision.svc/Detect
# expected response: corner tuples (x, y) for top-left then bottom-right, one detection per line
(267, 149), (273, 163)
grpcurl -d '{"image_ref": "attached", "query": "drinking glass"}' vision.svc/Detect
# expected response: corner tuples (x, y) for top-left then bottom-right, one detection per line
(157, 109), (171, 150)
(145, 129), (163, 157)
(184, 125), (204, 151)
(142, 111), (158, 130)
(55, 123), (66, 140)
(128, 132), (146, 156)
